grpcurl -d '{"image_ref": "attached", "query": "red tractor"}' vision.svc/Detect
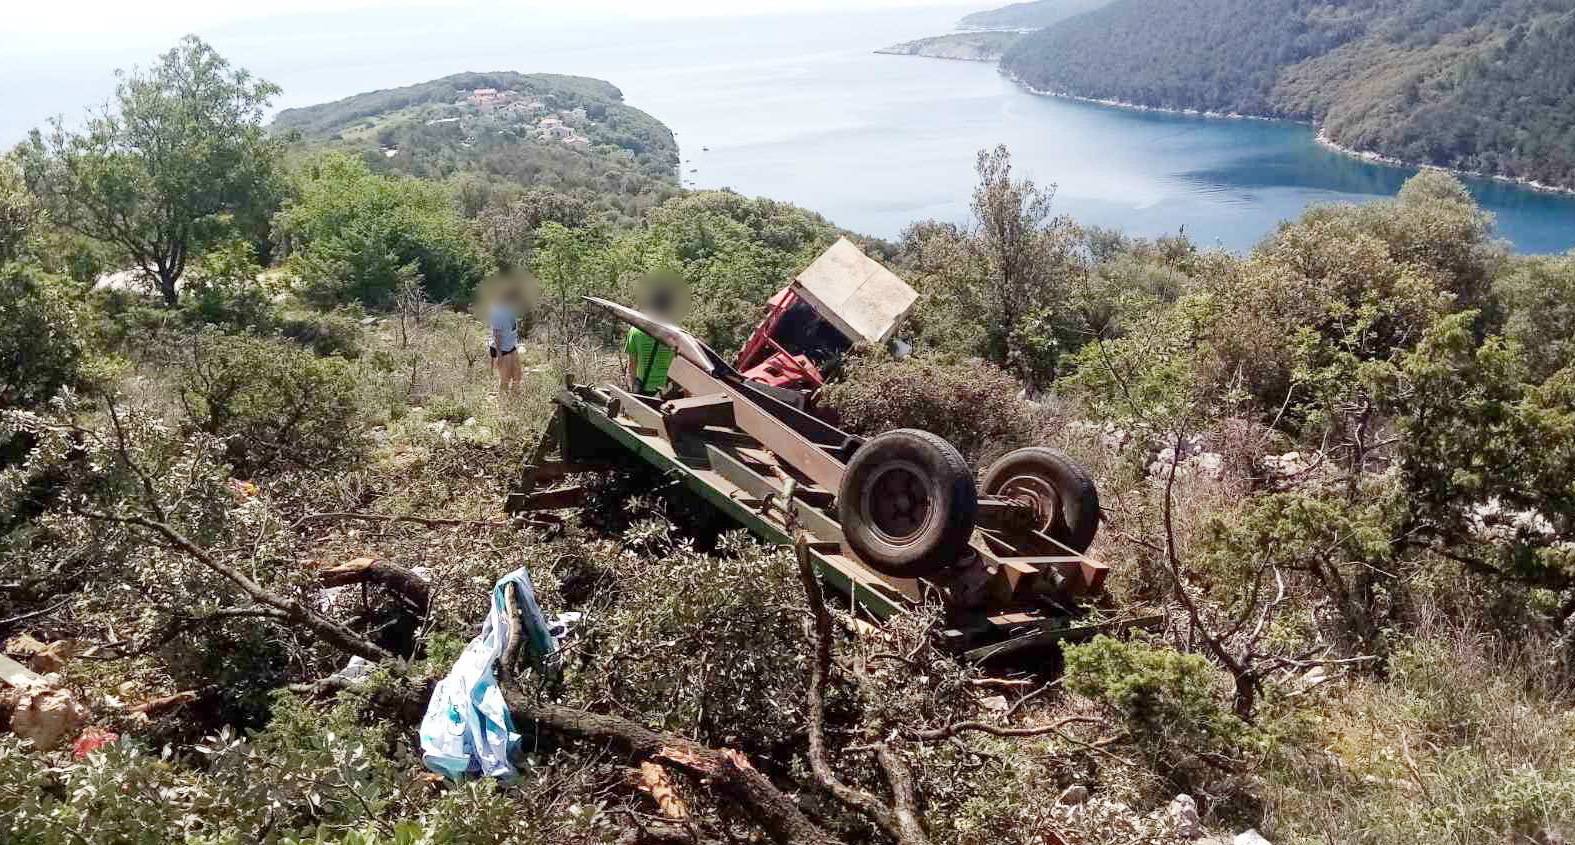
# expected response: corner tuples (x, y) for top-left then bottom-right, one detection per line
(733, 237), (918, 398)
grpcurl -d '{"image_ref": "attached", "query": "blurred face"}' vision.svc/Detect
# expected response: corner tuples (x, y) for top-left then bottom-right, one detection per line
(648, 288), (676, 318)
(637, 272), (688, 321)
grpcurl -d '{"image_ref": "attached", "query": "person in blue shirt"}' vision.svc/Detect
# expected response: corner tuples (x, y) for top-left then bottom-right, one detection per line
(489, 284), (524, 392)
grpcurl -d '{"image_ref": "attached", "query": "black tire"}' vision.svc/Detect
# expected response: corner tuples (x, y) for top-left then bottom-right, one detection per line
(980, 447), (1100, 553)
(837, 429), (977, 579)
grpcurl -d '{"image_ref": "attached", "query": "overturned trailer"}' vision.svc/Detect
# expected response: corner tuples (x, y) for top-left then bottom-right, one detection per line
(514, 241), (1156, 661)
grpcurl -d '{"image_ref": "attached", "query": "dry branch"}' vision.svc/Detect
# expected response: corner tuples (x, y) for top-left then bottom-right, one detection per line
(495, 590), (844, 845)
(794, 536), (932, 845)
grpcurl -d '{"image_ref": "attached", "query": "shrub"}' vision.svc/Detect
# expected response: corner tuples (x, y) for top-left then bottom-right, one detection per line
(559, 532), (811, 753)
(276, 153), (489, 306)
(0, 263), (85, 410)
(179, 333), (362, 475)
(278, 308), (366, 359)
(182, 239), (277, 333)
(1064, 635), (1248, 766)
(820, 351), (1037, 465)
(1496, 254), (1575, 381)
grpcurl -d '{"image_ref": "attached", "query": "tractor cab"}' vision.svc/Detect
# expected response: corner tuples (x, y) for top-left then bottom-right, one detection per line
(735, 237), (918, 397)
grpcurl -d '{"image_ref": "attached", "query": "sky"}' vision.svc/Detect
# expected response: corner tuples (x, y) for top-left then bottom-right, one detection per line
(0, 0), (984, 144)
(4, 0), (980, 40)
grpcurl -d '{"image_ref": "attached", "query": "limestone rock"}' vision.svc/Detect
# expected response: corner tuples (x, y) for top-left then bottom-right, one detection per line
(10, 685), (90, 750)
(1169, 794), (1202, 839)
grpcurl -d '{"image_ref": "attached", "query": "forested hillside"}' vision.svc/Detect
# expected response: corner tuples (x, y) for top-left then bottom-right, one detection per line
(958, 0), (1114, 30)
(273, 71), (681, 223)
(1002, 0), (1575, 187)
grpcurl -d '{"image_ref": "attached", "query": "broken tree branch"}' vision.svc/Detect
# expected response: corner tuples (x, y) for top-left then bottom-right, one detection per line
(906, 714), (1108, 742)
(317, 557), (431, 612)
(292, 511), (511, 531)
(75, 508), (391, 662)
(794, 535), (932, 845)
(495, 588), (844, 845)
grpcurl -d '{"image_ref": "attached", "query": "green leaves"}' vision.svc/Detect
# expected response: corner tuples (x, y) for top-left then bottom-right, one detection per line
(1384, 311), (1575, 588)
(276, 153), (487, 307)
(20, 36), (284, 306)
(1064, 635), (1250, 764)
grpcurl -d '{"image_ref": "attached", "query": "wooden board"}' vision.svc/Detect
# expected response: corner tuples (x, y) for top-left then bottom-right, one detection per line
(792, 236), (918, 345)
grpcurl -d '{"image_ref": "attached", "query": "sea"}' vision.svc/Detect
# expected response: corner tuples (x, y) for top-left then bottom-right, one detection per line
(5, 4), (1574, 253)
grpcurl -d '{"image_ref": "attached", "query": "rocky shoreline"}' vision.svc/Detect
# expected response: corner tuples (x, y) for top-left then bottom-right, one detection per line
(1312, 130), (1575, 196)
(1003, 70), (1575, 196)
(876, 31), (1022, 63)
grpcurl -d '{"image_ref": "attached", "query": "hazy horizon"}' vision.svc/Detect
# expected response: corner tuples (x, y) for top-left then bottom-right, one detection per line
(0, 2), (983, 147)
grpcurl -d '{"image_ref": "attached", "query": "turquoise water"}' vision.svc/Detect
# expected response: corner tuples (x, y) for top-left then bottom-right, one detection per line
(5, 5), (1573, 252)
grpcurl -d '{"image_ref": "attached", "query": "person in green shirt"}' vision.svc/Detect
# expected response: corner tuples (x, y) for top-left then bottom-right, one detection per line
(626, 286), (678, 395)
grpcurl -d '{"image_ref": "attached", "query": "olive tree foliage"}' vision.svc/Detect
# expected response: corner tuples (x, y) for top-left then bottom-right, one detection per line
(0, 160), (86, 413)
(1495, 254), (1575, 381)
(1053, 174), (1510, 697)
(274, 153), (489, 307)
(473, 187), (590, 272)
(526, 190), (844, 354)
(899, 146), (1085, 389)
(19, 36), (284, 306)
(1378, 312), (1575, 599)
(0, 265), (86, 413)
(0, 156), (38, 265)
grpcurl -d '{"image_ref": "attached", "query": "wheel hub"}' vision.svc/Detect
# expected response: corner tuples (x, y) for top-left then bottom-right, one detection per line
(997, 473), (1062, 535)
(863, 460), (935, 544)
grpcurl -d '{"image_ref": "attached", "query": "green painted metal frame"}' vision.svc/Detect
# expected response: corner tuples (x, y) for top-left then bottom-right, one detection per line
(556, 390), (908, 621)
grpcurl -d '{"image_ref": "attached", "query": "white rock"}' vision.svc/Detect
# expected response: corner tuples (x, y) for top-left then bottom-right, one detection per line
(9, 686), (90, 750)
(1235, 830), (1273, 845)
(1169, 794), (1202, 839)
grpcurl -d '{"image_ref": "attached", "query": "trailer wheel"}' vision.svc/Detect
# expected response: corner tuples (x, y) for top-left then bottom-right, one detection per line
(980, 447), (1100, 553)
(838, 429), (977, 579)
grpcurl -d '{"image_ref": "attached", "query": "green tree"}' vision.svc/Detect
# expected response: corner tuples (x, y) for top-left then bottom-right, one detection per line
(0, 264), (84, 411)
(0, 157), (38, 265)
(1380, 312), (1575, 594)
(901, 147), (1085, 389)
(20, 36), (283, 306)
(1496, 254), (1575, 381)
(275, 153), (488, 306)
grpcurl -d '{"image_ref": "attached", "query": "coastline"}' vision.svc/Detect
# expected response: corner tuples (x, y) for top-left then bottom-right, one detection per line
(874, 50), (998, 63)
(1312, 130), (1575, 197)
(1002, 69), (1575, 197)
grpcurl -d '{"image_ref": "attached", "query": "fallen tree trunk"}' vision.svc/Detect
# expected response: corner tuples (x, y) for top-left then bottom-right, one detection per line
(317, 557), (430, 612)
(498, 689), (844, 845)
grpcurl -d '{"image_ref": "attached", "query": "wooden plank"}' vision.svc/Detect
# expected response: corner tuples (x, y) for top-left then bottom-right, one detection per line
(0, 654), (44, 689)
(1001, 559), (1040, 596)
(994, 555), (1095, 594)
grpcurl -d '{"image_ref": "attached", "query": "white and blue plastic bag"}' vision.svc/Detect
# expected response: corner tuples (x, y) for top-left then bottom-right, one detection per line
(419, 566), (556, 780)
